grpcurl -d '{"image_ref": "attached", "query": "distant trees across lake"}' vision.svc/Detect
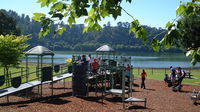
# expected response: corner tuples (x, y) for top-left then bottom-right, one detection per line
(1, 9), (181, 53)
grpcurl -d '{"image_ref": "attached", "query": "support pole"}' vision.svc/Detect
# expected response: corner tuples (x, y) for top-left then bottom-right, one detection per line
(40, 56), (43, 97)
(51, 55), (53, 96)
(122, 69), (125, 109)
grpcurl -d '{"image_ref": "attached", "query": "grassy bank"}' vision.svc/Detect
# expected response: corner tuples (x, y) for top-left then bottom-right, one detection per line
(133, 67), (200, 85)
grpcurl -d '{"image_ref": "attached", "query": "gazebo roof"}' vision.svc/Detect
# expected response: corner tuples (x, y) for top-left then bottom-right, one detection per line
(96, 45), (115, 52)
(25, 45), (54, 56)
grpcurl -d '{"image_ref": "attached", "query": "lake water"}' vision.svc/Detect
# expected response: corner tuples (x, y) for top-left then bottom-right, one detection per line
(24, 51), (200, 68)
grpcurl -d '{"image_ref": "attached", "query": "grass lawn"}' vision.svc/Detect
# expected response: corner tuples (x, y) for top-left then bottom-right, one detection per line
(133, 67), (200, 85)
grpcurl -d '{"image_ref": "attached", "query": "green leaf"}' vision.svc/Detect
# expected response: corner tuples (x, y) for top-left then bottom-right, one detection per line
(129, 20), (140, 33)
(101, 9), (110, 17)
(186, 50), (194, 56)
(68, 16), (76, 27)
(191, 58), (197, 65)
(140, 27), (147, 39)
(176, 4), (185, 16)
(51, 2), (64, 11)
(32, 13), (46, 21)
(52, 13), (64, 20)
(89, 8), (95, 17)
(102, 0), (107, 7)
(151, 38), (160, 51)
(56, 26), (66, 35)
(160, 35), (172, 49)
(38, 30), (43, 37)
(161, 36), (171, 49)
(37, 0), (49, 7)
(135, 28), (142, 38)
(43, 27), (51, 37)
(93, 22), (102, 31)
(168, 29), (180, 40)
(185, 5), (194, 16)
(197, 48), (200, 55)
(165, 22), (173, 30)
(83, 26), (90, 32)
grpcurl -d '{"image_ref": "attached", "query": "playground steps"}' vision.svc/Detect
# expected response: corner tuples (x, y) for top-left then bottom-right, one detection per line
(105, 89), (129, 94)
(125, 97), (147, 107)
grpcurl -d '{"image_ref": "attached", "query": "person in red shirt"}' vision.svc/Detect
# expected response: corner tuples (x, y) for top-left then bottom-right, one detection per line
(140, 69), (147, 89)
(91, 58), (99, 75)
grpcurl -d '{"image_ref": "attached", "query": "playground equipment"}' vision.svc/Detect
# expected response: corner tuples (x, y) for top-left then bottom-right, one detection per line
(0, 45), (146, 109)
(0, 46), (72, 102)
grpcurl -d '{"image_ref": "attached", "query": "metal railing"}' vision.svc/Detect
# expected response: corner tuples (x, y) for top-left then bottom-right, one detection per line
(0, 63), (69, 89)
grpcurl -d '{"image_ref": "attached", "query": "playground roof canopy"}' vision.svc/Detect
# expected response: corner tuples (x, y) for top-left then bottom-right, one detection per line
(96, 45), (115, 52)
(25, 45), (54, 56)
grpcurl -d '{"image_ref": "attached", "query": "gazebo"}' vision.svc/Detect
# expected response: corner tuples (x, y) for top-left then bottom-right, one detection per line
(25, 45), (54, 82)
(96, 45), (115, 60)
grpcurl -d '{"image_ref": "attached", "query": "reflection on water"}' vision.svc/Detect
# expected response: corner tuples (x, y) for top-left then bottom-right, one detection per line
(22, 51), (200, 68)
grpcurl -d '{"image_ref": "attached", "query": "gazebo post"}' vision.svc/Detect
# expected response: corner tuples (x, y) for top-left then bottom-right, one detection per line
(37, 55), (40, 95)
(40, 55), (43, 97)
(37, 56), (39, 79)
(51, 55), (53, 96)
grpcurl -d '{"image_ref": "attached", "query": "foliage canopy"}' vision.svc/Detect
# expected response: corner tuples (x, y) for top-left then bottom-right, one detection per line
(0, 35), (29, 75)
(0, 10), (20, 36)
(33, 0), (200, 65)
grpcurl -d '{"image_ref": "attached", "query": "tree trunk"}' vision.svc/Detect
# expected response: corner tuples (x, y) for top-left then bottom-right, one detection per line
(5, 66), (9, 87)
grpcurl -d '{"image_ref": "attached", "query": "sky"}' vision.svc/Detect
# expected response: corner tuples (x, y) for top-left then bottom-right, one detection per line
(0, 0), (190, 28)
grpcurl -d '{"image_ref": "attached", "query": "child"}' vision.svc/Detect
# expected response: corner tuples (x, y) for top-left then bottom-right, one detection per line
(140, 69), (147, 89)
(91, 58), (99, 75)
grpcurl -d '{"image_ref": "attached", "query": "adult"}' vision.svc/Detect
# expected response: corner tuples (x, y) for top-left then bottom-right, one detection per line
(81, 55), (87, 63)
(88, 54), (93, 72)
(140, 69), (147, 89)
(177, 67), (185, 84)
(170, 66), (176, 85)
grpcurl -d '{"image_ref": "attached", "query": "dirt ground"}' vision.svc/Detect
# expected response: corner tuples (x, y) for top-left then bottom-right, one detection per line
(0, 78), (199, 112)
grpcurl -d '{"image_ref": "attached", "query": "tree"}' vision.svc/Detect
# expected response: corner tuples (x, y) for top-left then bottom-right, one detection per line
(155, 0), (200, 65)
(0, 35), (29, 86)
(33, 0), (200, 65)
(0, 10), (20, 35)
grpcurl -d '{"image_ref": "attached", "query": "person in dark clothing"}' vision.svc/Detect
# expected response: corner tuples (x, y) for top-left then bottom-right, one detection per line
(141, 69), (147, 89)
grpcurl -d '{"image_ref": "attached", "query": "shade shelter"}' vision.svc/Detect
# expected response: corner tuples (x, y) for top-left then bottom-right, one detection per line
(25, 45), (54, 96)
(96, 45), (115, 60)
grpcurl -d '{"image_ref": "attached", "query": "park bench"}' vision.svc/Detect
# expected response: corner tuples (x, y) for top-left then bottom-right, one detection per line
(185, 72), (192, 78)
